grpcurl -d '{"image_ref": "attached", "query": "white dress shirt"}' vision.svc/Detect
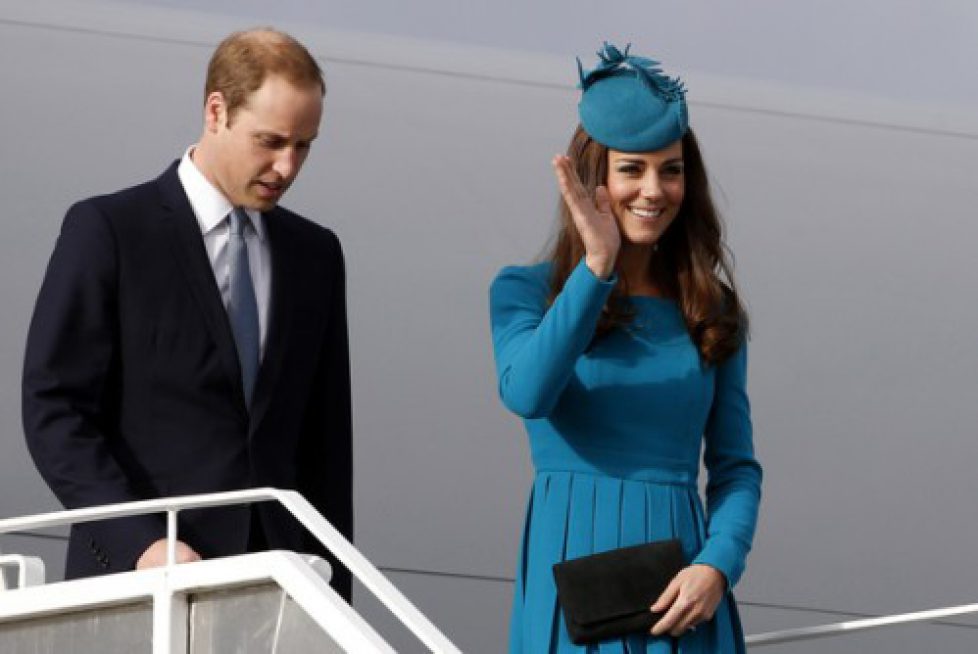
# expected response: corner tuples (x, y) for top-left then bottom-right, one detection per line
(177, 147), (271, 358)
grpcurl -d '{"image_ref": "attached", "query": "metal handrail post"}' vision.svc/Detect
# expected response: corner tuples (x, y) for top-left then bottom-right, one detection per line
(165, 509), (178, 568)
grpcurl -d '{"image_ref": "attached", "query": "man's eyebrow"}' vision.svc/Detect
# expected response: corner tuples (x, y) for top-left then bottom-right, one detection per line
(252, 130), (319, 143)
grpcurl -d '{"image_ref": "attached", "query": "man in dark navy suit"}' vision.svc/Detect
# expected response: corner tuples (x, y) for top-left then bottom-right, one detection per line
(22, 28), (352, 599)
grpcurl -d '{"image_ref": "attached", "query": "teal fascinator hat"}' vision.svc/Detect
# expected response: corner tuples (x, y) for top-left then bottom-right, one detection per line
(577, 42), (688, 152)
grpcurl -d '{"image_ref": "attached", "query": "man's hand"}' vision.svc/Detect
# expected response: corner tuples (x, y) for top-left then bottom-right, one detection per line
(650, 564), (727, 637)
(135, 538), (202, 569)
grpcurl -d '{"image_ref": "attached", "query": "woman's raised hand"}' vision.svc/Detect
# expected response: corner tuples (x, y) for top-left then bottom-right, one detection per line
(553, 154), (620, 279)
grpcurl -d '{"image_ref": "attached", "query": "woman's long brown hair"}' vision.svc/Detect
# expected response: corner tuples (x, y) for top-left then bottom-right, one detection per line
(545, 125), (747, 365)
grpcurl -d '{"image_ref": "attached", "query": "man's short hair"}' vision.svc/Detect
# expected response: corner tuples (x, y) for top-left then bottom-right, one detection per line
(205, 28), (325, 121)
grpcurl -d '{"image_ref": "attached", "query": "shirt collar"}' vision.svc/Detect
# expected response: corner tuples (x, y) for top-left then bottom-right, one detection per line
(176, 146), (267, 241)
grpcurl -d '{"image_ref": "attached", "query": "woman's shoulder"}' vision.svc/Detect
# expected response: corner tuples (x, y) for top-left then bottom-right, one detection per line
(489, 261), (553, 308)
(491, 261), (551, 293)
(493, 261), (551, 283)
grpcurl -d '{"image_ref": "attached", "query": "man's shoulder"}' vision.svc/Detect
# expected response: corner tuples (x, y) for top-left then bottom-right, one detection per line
(71, 165), (175, 219)
(267, 205), (341, 253)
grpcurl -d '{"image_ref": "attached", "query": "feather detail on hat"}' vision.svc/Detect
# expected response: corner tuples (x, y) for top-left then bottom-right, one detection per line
(578, 42), (685, 103)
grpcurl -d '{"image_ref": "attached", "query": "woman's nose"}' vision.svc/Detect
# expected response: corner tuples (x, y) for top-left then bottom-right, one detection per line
(640, 174), (663, 199)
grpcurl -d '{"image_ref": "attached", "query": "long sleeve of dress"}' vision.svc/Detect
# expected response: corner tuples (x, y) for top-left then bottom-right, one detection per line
(691, 344), (763, 588)
(489, 261), (615, 418)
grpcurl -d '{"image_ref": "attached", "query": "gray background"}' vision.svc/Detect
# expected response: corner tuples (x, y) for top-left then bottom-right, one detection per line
(1, 1), (977, 652)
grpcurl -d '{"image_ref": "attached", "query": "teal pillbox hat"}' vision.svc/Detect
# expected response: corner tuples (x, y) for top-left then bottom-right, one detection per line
(577, 43), (688, 152)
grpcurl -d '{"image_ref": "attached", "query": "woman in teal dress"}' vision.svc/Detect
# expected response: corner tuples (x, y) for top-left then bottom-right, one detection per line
(490, 43), (762, 653)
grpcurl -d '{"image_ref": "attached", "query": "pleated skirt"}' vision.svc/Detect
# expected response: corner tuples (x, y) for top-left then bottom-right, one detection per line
(509, 470), (746, 654)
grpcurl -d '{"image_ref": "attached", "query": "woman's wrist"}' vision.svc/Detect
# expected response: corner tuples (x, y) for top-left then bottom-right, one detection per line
(584, 253), (615, 280)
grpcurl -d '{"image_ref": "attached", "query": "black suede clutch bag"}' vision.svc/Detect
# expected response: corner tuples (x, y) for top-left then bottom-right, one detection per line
(552, 539), (685, 644)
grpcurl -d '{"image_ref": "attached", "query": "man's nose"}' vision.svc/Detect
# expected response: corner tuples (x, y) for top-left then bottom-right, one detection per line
(272, 149), (300, 179)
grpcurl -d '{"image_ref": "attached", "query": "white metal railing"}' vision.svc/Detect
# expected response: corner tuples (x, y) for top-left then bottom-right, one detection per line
(0, 554), (45, 590)
(746, 602), (978, 647)
(13, 493), (970, 650)
(0, 549), (392, 652)
(0, 488), (462, 654)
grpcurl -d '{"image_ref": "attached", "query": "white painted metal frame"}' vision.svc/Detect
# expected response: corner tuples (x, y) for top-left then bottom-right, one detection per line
(746, 602), (978, 647)
(5, 492), (973, 650)
(0, 488), (462, 653)
(0, 551), (391, 652)
(0, 554), (46, 590)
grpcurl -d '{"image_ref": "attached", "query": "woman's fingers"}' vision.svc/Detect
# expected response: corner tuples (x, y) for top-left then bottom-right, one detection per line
(594, 185), (612, 217)
(651, 576), (680, 613)
(649, 575), (683, 635)
(552, 155), (589, 216)
(651, 593), (690, 637)
(650, 565), (726, 637)
(563, 156), (591, 201)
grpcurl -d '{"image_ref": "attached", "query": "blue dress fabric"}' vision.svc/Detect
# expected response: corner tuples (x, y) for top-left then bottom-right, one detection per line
(489, 260), (762, 654)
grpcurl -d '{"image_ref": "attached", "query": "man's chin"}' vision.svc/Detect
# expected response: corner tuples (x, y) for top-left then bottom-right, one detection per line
(240, 195), (279, 212)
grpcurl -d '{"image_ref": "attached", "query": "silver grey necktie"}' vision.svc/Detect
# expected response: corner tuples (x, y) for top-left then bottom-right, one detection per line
(228, 207), (259, 406)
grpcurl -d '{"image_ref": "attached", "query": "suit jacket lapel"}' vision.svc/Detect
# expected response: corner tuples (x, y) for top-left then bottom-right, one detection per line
(249, 207), (295, 432)
(155, 163), (249, 416)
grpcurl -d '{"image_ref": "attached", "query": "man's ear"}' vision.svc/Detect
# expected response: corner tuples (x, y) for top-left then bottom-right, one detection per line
(203, 91), (228, 133)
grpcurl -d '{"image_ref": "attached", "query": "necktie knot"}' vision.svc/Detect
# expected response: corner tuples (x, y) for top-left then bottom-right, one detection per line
(229, 207), (252, 236)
